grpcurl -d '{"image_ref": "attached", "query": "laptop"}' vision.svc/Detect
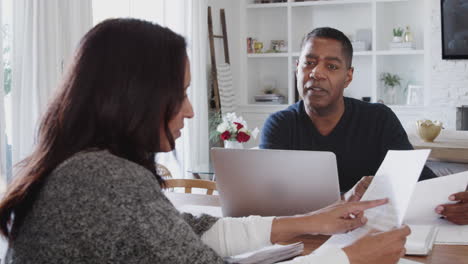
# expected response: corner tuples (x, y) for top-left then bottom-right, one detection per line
(211, 148), (340, 217)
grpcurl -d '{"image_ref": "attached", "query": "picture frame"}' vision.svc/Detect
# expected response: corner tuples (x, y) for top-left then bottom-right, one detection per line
(441, 0), (468, 59)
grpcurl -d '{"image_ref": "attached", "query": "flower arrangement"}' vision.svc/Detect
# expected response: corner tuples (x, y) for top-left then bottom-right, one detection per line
(214, 112), (259, 143)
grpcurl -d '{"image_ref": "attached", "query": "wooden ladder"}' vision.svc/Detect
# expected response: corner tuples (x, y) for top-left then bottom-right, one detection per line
(208, 6), (230, 113)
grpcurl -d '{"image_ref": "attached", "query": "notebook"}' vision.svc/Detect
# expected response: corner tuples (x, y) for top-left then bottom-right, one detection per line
(211, 148), (340, 217)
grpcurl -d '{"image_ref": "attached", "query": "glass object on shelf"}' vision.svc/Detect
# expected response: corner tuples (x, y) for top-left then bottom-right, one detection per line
(404, 26), (413, 43)
(406, 84), (423, 105)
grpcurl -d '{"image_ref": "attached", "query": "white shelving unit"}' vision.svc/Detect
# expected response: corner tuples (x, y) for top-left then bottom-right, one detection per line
(237, 0), (430, 147)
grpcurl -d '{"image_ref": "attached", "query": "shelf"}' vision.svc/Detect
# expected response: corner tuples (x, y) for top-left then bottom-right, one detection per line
(240, 103), (289, 111)
(354, 51), (374, 56)
(375, 49), (425, 55)
(291, 51), (376, 57)
(247, 2), (288, 9)
(375, 0), (409, 2)
(247, 53), (289, 58)
(291, 0), (371, 7)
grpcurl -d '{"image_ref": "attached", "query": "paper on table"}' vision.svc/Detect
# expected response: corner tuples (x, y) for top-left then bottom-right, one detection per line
(404, 171), (468, 225)
(435, 224), (468, 245)
(224, 242), (304, 264)
(316, 149), (430, 251)
(405, 225), (438, 255)
(403, 171), (468, 245)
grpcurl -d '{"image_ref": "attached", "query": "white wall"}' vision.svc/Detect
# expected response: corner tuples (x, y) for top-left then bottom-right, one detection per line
(426, 0), (468, 129)
(225, 1), (468, 132)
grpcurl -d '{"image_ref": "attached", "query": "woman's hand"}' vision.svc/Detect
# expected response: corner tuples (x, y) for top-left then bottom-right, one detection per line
(436, 191), (468, 225)
(346, 176), (374, 202)
(343, 225), (411, 264)
(270, 198), (388, 243)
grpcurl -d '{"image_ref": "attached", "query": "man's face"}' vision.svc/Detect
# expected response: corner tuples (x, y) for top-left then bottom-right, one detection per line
(296, 37), (353, 113)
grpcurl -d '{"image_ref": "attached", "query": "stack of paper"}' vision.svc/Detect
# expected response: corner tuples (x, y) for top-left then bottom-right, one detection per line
(224, 242), (304, 264)
(405, 225), (438, 255)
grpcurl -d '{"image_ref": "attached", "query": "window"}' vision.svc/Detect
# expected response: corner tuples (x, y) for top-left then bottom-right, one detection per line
(2, 0), (12, 181)
(92, 0), (165, 25)
(91, 0), (188, 178)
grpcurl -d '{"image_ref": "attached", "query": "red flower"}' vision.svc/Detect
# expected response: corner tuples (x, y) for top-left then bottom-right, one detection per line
(236, 131), (250, 143)
(233, 122), (244, 130)
(220, 131), (231, 140)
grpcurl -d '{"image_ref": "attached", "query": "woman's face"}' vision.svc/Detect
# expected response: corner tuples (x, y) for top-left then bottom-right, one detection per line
(159, 59), (194, 152)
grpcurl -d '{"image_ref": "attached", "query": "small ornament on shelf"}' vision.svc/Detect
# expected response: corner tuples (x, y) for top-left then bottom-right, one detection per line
(389, 26), (414, 50)
(392, 27), (404, 43)
(266, 40), (287, 53)
(247, 37), (254, 54)
(253, 40), (264, 53)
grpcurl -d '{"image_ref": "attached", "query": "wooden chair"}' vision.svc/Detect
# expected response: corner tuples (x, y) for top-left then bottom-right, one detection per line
(156, 164), (172, 179)
(164, 179), (217, 195)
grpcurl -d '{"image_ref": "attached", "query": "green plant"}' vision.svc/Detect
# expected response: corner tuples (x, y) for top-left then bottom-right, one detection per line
(380, 72), (401, 88)
(208, 110), (223, 143)
(393, 27), (404, 37)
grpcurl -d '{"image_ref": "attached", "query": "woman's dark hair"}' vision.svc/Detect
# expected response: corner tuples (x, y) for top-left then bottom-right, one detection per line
(0, 18), (187, 239)
(301, 27), (353, 68)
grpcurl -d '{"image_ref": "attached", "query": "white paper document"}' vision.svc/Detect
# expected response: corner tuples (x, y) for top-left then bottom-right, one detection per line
(404, 171), (468, 245)
(404, 171), (468, 225)
(316, 149), (431, 252)
(224, 242), (304, 264)
(405, 225), (438, 255)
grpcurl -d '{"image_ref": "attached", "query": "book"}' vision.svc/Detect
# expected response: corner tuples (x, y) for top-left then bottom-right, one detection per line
(405, 225), (438, 255)
(224, 242), (304, 264)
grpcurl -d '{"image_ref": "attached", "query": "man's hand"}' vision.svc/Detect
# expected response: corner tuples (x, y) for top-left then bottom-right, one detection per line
(347, 176), (374, 202)
(436, 191), (468, 225)
(343, 226), (410, 264)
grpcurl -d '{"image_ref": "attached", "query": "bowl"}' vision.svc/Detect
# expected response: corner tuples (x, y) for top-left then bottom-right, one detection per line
(416, 120), (443, 142)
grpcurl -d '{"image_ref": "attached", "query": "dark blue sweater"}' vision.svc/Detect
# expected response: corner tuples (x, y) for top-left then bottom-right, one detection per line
(260, 98), (436, 192)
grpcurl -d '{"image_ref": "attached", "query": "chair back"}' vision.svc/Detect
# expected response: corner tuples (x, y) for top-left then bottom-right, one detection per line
(164, 179), (217, 195)
(156, 164), (172, 179)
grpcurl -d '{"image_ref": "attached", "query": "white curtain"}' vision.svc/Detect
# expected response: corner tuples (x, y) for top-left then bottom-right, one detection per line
(0, 0), (6, 191)
(11, 0), (92, 166)
(183, 0), (210, 178)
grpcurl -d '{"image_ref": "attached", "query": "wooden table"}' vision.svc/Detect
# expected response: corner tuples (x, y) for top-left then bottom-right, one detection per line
(409, 130), (468, 163)
(166, 192), (468, 264)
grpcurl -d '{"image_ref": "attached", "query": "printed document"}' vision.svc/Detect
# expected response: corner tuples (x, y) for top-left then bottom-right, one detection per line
(316, 149), (430, 250)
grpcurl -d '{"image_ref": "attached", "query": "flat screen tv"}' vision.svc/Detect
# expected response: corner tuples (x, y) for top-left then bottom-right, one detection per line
(441, 0), (468, 59)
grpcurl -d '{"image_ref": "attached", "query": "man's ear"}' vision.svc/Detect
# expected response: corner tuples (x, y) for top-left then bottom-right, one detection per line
(343, 66), (354, 88)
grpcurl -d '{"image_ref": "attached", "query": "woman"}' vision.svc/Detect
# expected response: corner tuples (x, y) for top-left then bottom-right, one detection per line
(0, 19), (409, 264)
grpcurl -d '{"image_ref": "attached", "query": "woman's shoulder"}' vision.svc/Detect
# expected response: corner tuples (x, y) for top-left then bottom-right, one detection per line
(49, 150), (159, 192)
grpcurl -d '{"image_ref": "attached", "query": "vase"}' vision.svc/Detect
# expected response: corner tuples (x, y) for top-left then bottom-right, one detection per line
(224, 140), (244, 149)
(392, 36), (403, 43)
(386, 86), (397, 105)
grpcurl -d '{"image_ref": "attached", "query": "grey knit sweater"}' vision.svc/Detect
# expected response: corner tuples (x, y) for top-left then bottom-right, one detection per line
(6, 150), (225, 263)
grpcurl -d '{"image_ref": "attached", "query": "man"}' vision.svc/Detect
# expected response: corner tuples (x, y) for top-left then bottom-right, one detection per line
(261, 27), (436, 192)
(260, 27), (468, 225)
